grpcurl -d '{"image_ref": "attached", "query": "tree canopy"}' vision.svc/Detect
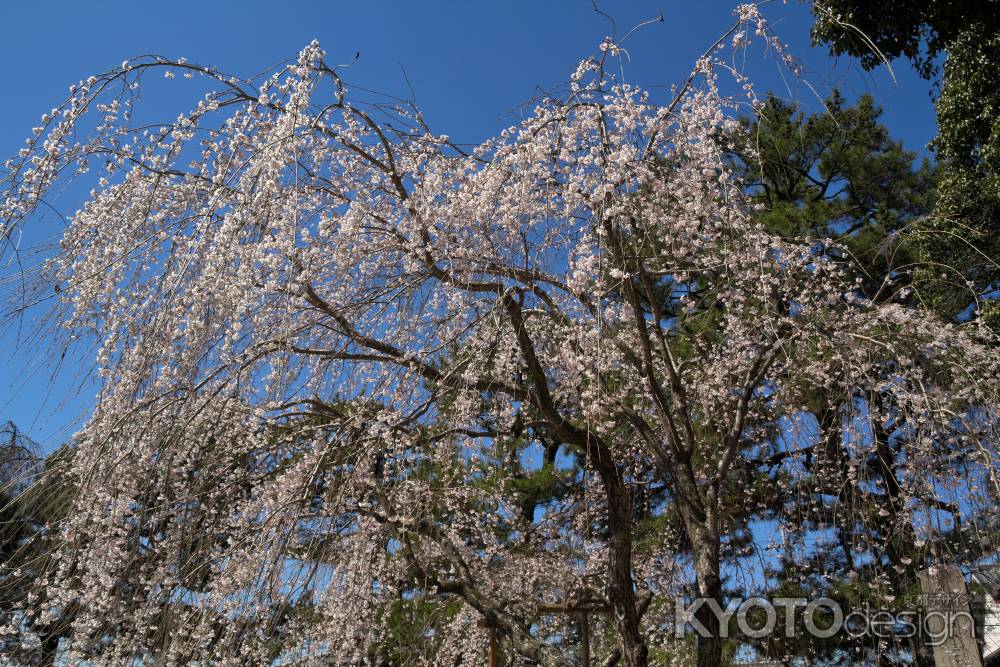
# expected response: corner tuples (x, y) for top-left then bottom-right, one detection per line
(0, 6), (998, 667)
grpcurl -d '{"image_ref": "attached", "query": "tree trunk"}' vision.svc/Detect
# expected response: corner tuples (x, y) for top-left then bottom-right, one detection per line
(671, 462), (725, 667)
(595, 463), (648, 667)
(692, 537), (725, 667)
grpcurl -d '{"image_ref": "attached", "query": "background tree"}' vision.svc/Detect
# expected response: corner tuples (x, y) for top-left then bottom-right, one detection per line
(812, 0), (1000, 327)
(736, 91), (936, 303)
(0, 424), (76, 666)
(720, 88), (994, 667)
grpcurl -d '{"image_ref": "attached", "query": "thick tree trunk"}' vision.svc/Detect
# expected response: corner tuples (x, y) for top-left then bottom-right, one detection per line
(669, 459), (725, 667)
(595, 463), (648, 667)
(505, 292), (647, 665)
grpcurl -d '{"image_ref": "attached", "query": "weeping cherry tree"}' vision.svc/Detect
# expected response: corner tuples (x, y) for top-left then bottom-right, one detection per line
(1, 7), (998, 666)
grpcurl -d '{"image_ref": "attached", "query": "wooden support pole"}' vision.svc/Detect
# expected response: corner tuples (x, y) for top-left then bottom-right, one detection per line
(536, 604), (613, 614)
(918, 565), (983, 667)
(477, 619), (497, 667)
(537, 601), (611, 666)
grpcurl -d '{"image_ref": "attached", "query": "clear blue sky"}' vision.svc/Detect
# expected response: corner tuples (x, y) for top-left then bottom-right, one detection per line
(0, 0), (937, 449)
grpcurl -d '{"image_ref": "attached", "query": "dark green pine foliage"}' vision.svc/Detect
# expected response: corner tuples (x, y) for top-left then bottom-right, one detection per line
(734, 91), (937, 302)
(0, 423), (76, 666)
(922, 25), (1000, 325)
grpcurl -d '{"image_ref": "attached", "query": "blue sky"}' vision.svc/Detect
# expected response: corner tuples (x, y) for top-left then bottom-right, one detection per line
(0, 0), (938, 448)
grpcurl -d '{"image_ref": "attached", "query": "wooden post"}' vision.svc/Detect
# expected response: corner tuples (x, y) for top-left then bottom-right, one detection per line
(579, 610), (591, 667)
(477, 618), (497, 667)
(918, 565), (983, 667)
(537, 602), (611, 667)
